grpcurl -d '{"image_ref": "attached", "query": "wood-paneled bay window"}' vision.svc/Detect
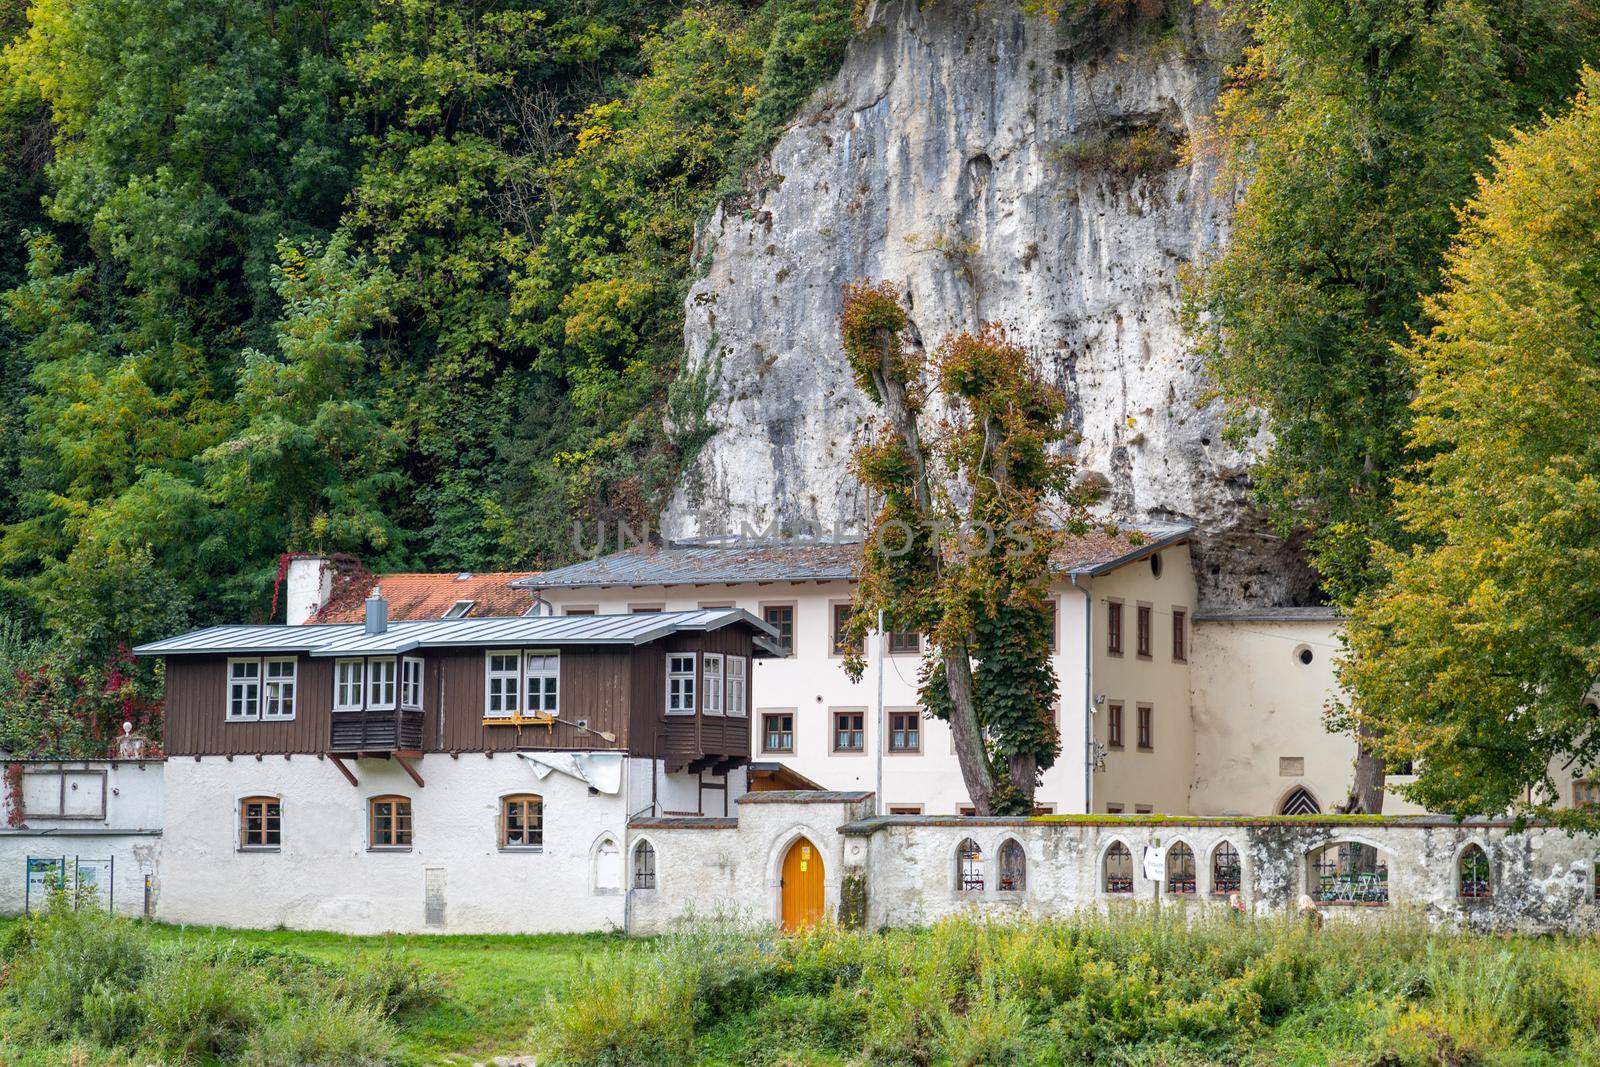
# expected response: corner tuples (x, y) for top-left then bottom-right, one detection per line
(367, 657), (398, 709)
(703, 654), (724, 715)
(400, 657), (425, 710)
(726, 656), (747, 716)
(666, 654), (697, 714)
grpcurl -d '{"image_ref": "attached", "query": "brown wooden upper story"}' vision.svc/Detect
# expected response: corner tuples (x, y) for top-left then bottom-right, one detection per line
(138, 610), (777, 772)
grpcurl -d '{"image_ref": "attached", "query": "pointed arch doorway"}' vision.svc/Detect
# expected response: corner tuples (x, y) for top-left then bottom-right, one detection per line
(780, 836), (825, 931)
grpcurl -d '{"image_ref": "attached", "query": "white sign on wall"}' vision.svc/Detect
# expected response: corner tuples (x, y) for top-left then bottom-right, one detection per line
(1141, 845), (1165, 884)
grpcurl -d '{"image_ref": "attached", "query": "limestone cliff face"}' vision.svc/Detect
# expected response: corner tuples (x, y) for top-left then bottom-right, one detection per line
(665, 0), (1314, 607)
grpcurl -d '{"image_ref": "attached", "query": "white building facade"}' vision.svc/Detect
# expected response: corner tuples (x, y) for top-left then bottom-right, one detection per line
(519, 526), (1202, 816)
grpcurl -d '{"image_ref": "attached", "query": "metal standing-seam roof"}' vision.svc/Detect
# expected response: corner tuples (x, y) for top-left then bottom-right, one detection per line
(514, 523), (1195, 590)
(133, 609), (784, 659)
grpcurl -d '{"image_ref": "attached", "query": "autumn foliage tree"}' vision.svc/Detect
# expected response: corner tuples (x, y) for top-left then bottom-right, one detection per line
(1339, 71), (1600, 828)
(839, 282), (1094, 814)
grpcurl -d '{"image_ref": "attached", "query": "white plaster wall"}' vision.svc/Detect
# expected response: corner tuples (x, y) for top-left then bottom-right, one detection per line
(1086, 544), (1198, 814)
(539, 579), (1092, 814)
(3, 759), (164, 830)
(159, 754), (632, 934)
(284, 557), (333, 626)
(0, 831), (160, 918)
(627, 795), (874, 934)
(1188, 620), (1424, 816)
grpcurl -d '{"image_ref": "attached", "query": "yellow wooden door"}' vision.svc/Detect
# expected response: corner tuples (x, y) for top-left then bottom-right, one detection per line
(781, 837), (825, 932)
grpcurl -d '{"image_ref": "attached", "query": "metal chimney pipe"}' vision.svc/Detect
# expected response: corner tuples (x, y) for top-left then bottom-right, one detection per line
(364, 586), (388, 635)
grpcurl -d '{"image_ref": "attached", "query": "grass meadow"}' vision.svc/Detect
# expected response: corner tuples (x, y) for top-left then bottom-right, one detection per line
(4, 905), (1600, 1064)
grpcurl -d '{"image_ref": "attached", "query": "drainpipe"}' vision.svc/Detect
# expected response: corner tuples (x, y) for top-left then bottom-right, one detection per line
(1071, 574), (1094, 815)
(874, 609), (885, 816)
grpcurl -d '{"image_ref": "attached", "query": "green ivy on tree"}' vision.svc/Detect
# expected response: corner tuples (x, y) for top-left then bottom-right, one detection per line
(839, 282), (1095, 814)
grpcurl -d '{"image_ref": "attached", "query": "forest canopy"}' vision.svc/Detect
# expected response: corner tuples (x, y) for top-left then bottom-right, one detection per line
(0, 0), (851, 752)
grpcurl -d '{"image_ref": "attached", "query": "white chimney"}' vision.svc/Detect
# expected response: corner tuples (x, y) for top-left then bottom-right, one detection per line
(285, 556), (334, 626)
(365, 585), (389, 635)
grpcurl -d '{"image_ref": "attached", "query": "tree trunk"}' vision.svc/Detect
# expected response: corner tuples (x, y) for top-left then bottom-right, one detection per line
(1007, 752), (1037, 809)
(1343, 720), (1386, 814)
(943, 637), (996, 813)
(867, 324), (998, 814)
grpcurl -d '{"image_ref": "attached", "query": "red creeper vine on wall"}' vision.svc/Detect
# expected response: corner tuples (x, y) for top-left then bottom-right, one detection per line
(3, 763), (24, 828)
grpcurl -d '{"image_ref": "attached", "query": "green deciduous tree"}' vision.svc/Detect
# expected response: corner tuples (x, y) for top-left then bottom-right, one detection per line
(201, 237), (402, 608)
(839, 282), (1094, 814)
(1186, 0), (1600, 604)
(1339, 71), (1600, 827)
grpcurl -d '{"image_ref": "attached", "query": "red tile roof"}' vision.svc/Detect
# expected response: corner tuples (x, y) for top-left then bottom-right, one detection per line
(308, 571), (540, 624)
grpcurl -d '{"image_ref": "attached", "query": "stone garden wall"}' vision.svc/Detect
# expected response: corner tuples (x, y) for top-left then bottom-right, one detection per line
(627, 804), (1600, 936)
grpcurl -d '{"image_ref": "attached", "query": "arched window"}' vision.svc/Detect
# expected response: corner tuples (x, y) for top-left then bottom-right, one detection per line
(1280, 787), (1321, 815)
(998, 839), (1026, 892)
(957, 838), (985, 892)
(500, 793), (543, 850)
(1459, 845), (1491, 900)
(1307, 841), (1388, 905)
(369, 795), (412, 849)
(1104, 842), (1133, 894)
(1166, 842), (1196, 895)
(239, 796), (281, 850)
(1211, 842), (1242, 895)
(633, 840), (657, 890)
(594, 837), (621, 893)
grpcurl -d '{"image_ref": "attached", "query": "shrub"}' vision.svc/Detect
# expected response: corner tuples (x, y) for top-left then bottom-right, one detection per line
(1052, 124), (1181, 182)
(531, 949), (698, 1066)
(138, 954), (258, 1061)
(0, 905), (429, 1064)
(935, 977), (1040, 1066)
(340, 944), (448, 1018)
(240, 992), (396, 1067)
(2, 895), (152, 1039)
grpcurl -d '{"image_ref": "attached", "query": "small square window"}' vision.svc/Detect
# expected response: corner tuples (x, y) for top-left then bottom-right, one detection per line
(369, 796), (413, 849)
(443, 600), (474, 619)
(762, 712), (794, 754)
(833, 710), (865, 752)
(239, 796), (280, 849)
(761, 604), (795, 656)
(885, 615), (921, 654)
(500, 794), (543, 850)
(889, 711), (921, 753)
